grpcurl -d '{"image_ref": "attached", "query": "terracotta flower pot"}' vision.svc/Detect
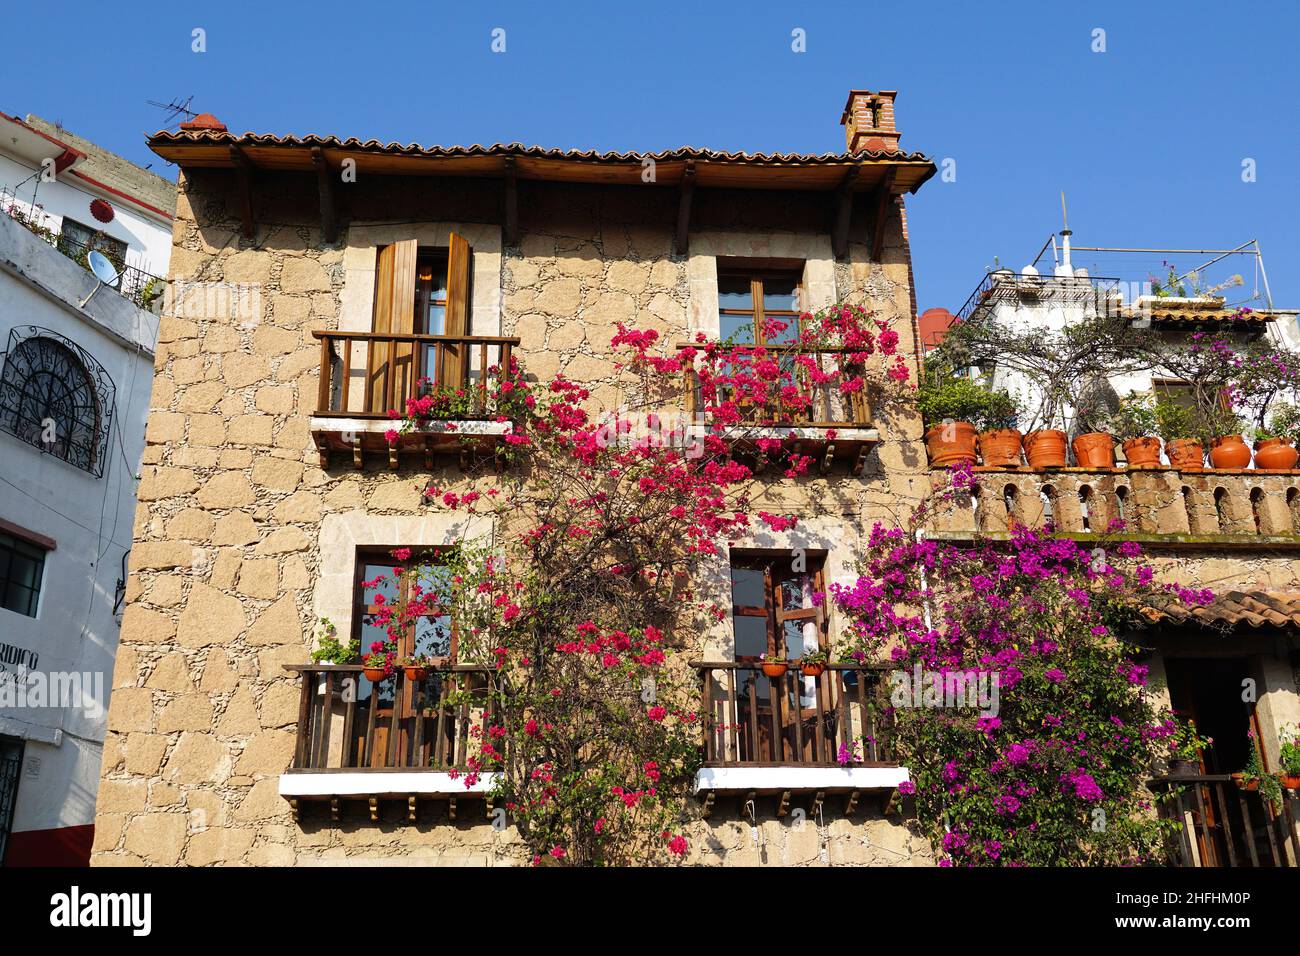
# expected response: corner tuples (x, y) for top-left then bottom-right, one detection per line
(1230, 772), (1259, 792)
(1209, 434), (1252, 470)
(1254, 438), (1299, 470)
(925, 422), (978, 467)
(1121, 437), (1163, 469)
(1022, 429), (1068, 468)
(1280, 774), (1300, 790)
(1071, 432), (1115, 468)
(978, 428), (1023, 467)
(403, 666), (429, 682)
(1166, 439), (1204, 471)
(363, 666), (387, 682)
(799, 661), (826, 678)
(761, 662), (788, 679)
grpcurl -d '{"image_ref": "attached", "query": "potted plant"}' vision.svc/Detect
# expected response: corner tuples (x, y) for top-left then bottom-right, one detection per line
(1234, 733), (1283, 808)
(1278, 725), (1300, 789)
(1167, 718), (1212, 777)
(975, 387), (1024, 467)
(361, 638), (395, 682)
(798, 649), (828, 678)
(402, 654), (433, 682)
(759, 652), (788, 679)
(1071, 399), (1116, 468)
(1109, 393), (1162, 469)
(1155, 400), (1204, 471)
(309, 618), (358, 665)
(916, 371), (985, 466)
(1253, 404), (1300, 470)
(1206, 407), (1252, 470)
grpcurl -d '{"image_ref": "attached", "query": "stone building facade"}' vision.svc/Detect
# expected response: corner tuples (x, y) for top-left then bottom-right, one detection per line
(91, 92), (942, 866)
(90, 90), (1300, 868)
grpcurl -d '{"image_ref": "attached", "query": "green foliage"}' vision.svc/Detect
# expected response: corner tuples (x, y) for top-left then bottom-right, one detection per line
(1169, 718), (1213, 763)
(1104, 393), (1158, 441)
(1153, 400), (1200, 443)
(1278, 725), (1300, 776)
(1241, 741), (1283, 807)
(309, 618), (357, 664)
(1255, 403), (1300, 442)
(916, 371), (1020, 431)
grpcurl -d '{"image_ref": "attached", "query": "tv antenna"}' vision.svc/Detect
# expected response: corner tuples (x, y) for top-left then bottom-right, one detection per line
(146, 96), (196, 129)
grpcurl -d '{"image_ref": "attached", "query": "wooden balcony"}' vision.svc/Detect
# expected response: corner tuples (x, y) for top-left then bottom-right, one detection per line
(691, 662), (907, 813)
(1151, 774), (1299, 867)
(309, 331), (520, 470)
(929, 466), (1300, 547)
(279, 664), (501, 820)
(678, 345), (880, 475)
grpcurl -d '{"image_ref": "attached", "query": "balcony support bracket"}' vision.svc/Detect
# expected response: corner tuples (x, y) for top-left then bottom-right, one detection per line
(845, 790), (860, 816)
(368, 797), (379, 822)
(777, 790), (791, 817)
(329, 798), (340, 822)
(289, 798), (300, 823)
(811, 791), (825, 820)
(448, 797), (459, 821)
(700, 791), (715, 818)
(408, 795), (417, 822)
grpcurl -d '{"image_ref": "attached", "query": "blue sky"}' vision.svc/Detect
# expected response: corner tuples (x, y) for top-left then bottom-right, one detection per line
(5, 0), (1297, 313)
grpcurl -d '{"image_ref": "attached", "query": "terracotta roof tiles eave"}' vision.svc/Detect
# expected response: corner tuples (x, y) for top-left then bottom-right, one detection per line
(147, 130), (938, 193)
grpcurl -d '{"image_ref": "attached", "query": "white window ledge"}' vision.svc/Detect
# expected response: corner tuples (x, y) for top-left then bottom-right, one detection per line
(694, 765), (909, 794)
(279, 770), (500, 799)
(309, 417), (512, 437)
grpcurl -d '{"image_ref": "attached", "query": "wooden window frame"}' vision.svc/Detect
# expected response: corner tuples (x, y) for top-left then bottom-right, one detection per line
(352, 546), (457, 664)
(717, 265), (804, 347)
(413, 249), (450, 336)
(730, 551), (826, 662)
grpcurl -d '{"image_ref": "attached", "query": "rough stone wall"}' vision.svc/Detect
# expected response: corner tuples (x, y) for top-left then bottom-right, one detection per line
(92, 166), (930, 866)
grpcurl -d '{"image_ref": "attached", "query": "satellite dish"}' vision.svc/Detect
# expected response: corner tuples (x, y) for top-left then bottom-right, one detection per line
(79, 251), (123, 308)
(87, 251), (121, 286)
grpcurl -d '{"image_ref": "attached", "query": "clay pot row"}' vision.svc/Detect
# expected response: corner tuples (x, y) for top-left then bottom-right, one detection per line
(925, 425), (1300, 471)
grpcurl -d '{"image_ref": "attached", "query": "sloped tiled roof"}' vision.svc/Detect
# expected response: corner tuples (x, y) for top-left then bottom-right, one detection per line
(1144, 590), (1300, 630)
(146, 130), (938, 193)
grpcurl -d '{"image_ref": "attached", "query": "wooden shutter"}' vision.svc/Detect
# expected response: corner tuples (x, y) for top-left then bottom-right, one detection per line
(368, 239), (418, 413)
(439, 232), (472, 387)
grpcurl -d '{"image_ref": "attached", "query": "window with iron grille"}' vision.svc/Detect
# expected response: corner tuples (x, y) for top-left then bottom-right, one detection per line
(0, 326), (115, 476)
(0, 531), (46, 618)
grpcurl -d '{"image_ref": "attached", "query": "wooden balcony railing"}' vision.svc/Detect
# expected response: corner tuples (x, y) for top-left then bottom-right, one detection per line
(677, 344), (873, 429)
(693, 662), (895, 766)
(311, 330), (519, 419)
(1151, 774), (1299, 867)
(285, 664), (501, 771)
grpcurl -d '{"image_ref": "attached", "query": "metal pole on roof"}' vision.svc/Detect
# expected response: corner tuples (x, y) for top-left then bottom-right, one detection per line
(1171, 239), (1257, 287)
(1254, 240), (1276, 311)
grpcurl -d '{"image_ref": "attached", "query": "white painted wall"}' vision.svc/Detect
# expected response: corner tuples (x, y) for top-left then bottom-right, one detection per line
(0, 210), (156, 841)
(0, 153), (171, 280)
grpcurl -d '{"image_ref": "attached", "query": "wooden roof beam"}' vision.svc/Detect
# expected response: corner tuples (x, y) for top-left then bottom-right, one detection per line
(503, 156), (519, 247)
(229, 145), (255, 239)
(310, 146), (338, 244)
(675, 160), (696, 255)
(869, 167), (899, 263)
(831, 166), (860, 261)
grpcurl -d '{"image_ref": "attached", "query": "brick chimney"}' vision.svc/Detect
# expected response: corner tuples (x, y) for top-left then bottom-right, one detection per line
(840, 90), (900, 153)
(179, 112), (227, 133)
